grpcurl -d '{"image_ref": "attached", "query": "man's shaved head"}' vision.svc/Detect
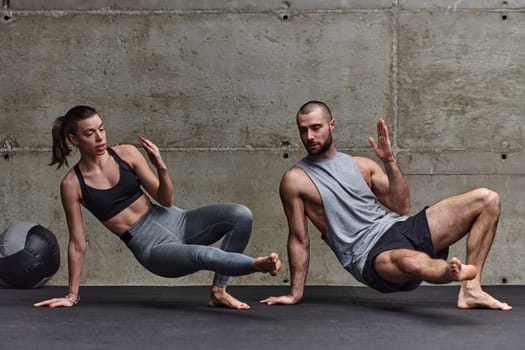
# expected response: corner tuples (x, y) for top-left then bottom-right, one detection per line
(296, 100), (333, 123)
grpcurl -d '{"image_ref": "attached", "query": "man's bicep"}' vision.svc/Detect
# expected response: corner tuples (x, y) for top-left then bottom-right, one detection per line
(361, 159), (390, 204)
(371, 171), (390, 199)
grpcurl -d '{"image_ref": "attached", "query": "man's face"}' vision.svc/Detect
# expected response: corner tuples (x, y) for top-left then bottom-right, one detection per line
(296, 108), (335, 157)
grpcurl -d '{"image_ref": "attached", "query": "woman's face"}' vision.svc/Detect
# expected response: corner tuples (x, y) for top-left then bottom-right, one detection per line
(69, 114), (107, 156)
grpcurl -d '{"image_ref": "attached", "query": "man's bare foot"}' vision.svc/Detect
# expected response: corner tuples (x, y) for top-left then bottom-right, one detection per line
(252, 253), (281, 276)
(449, 257), (477, 282)
(208, 285), (250, 310)
(457, 284), (512, 311)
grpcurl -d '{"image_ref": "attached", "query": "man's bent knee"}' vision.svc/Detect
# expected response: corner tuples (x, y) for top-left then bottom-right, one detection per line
(475, 187), (500, 215)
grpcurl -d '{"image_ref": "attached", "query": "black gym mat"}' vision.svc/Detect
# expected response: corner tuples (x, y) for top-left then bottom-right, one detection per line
(1, 285), (521, 350)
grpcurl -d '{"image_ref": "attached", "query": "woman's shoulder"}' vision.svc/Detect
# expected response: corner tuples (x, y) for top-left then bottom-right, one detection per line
(110, 144), (144, 168)
(60, 167), (81, 198)
(61, 166), (78, 184)
(111, 144), (142, 159)
(111, 143), (139, 154)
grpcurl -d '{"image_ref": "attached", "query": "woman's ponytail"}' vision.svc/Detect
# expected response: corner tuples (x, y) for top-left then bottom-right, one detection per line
(48, 105), (98, 169)
(49, 116), (72, 168)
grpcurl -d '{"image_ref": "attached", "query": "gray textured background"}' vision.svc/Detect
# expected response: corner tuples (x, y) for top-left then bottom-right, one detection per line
(1, 0), (524, 287)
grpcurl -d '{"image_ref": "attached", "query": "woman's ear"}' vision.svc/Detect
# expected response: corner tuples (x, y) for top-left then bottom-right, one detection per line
(67, 133), (79, 147)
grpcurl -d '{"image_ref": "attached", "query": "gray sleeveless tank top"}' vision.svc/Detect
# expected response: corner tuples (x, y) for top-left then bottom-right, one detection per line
(297, 152), (407, 283)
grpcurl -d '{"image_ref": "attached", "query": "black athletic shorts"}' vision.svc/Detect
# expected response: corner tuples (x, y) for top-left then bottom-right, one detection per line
(362, 207), (449, 293)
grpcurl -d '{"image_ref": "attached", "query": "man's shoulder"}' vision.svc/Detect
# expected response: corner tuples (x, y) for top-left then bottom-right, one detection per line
(283, 165), (308, 179)
(351, 155), (377, 169)
(280, 165), (310, 189)
(279, 166), (313, 203)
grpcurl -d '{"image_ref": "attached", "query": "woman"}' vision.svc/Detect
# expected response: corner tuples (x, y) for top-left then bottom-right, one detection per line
(34, 105), (280, 310)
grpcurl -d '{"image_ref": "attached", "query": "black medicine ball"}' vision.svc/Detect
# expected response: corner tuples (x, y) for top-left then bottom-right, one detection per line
(0, 222), (60, 289)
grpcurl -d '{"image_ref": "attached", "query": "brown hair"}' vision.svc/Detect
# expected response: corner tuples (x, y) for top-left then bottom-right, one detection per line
(49, 105), (98, 168)
(296, 100), (333, 121)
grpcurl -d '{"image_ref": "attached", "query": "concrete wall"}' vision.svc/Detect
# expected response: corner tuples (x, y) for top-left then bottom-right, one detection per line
(1, 0), (524, 287)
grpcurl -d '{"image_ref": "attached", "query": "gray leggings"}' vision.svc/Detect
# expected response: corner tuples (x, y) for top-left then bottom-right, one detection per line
(123, 203), (255, 287)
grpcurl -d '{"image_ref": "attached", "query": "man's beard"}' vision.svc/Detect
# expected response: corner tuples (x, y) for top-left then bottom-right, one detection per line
(306, 132), (333, 156)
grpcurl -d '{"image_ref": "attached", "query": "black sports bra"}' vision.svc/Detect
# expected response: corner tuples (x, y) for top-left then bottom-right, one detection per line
(74, 148), (143, 222)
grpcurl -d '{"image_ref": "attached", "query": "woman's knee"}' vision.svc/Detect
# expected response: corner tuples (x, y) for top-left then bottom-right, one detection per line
(231, 203), (254, 226)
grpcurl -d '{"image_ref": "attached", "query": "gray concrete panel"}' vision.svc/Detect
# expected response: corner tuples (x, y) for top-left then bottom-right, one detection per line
(401, 0), (525, 9)
(10, 0), (525, 11)
(398, 11), (525, 152)
(397, 150), (525, 175)
(1, 11), (392, 150)
(9, 1), (393, 11)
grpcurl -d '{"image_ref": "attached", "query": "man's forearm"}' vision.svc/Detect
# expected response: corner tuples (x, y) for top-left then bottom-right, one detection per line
(383, 159), (410, 213)
(287, 239), (309, 302)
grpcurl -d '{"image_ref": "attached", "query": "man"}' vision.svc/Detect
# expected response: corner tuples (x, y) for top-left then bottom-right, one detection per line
(261, 100), (511, 310)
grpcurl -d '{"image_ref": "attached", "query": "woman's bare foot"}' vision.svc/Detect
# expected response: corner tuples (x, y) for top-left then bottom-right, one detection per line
(208, 285), (250, 310)
(449, 257), (477, 282)
(252, 253), (281, 276)
(457, 284), (512, 311)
